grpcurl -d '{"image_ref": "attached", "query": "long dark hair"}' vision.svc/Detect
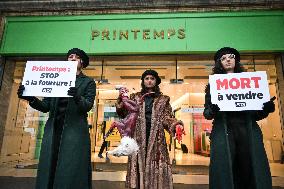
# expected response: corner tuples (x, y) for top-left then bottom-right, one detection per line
(140, 82), (161, 97)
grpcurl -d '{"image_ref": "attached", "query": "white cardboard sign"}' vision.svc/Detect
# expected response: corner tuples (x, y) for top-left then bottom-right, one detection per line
(22, 61), (77, 97)
(209, 71), (270, 111)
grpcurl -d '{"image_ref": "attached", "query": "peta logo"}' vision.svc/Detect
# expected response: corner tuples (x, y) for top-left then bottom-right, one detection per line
(42, 88), (52, 93)
(235, 102), (246, 107)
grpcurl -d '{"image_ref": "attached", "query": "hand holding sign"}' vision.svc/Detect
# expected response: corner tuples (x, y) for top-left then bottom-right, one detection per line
(67, 87), (81, 103)
(17, 84), (36, 102)
(262, 96), (276, 113)
(209, 104), (220, 115)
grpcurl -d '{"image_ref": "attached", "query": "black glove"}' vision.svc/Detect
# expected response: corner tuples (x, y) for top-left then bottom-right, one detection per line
(17, 85), (36, 102)
(67, 87), (81, 102)
(209, 104), (220, 115)
(263, 96), (276, 113)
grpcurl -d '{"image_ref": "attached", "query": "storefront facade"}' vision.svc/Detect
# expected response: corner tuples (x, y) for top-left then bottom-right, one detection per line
(0, 10), (284, 163)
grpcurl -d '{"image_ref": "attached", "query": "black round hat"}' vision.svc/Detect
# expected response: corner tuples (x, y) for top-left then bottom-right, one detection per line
(141, 69), (161, 85)
(67, 48), (89, 68)
(214, 47), (240, 63)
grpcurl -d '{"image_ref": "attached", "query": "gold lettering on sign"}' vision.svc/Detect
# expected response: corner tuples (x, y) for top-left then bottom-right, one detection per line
(91, 30), (100, 40)
(131, 29), (140, 40)
(91, 28), (186, 40)
(167, 29), (176, 39)
(119, 30), (129, 40)
(178, 29), (185, 39)
(153, 30), (164, 39)
(143, 29), (150, 40)
(113, 30), (117, 40)
(102, 29), (110, 40)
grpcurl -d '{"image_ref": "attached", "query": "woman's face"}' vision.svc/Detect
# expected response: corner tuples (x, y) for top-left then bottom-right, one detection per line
(220, 53), (236, 73)
(68, 53), (83, 70)
(143, 75), (156, 88)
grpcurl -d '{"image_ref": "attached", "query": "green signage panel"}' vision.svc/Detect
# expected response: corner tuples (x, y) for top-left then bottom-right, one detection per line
(90, 18), (187, 54)
(1, 11), (284, 55)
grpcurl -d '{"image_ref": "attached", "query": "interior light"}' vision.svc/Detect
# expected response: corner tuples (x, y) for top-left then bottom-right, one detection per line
(171, 93), (190, 108)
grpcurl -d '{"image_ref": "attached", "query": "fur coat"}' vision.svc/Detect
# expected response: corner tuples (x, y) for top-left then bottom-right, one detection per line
(116, 92), (181, 189)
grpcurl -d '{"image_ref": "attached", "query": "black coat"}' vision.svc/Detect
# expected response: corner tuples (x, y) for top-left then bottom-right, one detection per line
(203, 86), (272, 189)
(29, 73), (96, 189)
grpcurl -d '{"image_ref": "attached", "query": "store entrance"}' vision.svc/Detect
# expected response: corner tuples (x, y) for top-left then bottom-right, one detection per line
(90, 55), (212, 163)
(85, 54), (282, 165)
(3, 53), (282, 164)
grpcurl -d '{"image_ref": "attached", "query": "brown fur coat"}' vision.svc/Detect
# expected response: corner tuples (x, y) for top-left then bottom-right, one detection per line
(116, 92), (181, 189)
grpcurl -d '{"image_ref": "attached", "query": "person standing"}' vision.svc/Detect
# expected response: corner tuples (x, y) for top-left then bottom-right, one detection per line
(116, 69), (184, 189)
(203, 47), (275, 189)
(17, 48), (96, 189)
(98, 121), (109, 159)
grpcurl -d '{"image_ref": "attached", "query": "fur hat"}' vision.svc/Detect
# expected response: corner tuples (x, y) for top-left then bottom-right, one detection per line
(67, 48), (89, 68)
(214, 47), (240, 63)
(141, 69), (161, 85)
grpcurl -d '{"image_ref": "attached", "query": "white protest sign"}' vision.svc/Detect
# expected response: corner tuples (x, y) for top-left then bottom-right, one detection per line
(209, 71), (270, 111)
(22, 61), (77, 97)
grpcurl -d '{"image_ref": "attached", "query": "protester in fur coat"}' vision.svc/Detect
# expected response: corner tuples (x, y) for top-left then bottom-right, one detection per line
(116, 69), (184, 189)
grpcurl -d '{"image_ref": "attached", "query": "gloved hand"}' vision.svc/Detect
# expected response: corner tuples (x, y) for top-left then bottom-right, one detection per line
(67, 87), (81, 102)
(17, 84), (36, 102)
(263, 96), (276, 113)
(175, 124), (186, 144)
(209, 104), (220, 115)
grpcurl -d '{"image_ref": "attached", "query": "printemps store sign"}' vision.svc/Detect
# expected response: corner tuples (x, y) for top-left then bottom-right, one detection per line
(91, 28), (186, 40)
(88, 18), (188, 53)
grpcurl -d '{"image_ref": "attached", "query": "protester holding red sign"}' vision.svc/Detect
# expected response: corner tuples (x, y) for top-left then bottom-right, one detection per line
(203, 47), (275, 189)
(17, 48), (96, 189)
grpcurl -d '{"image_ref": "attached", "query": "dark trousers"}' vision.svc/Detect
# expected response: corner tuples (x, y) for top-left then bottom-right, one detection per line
(227, 123), (256, 189)
(98, 140), (108, 154)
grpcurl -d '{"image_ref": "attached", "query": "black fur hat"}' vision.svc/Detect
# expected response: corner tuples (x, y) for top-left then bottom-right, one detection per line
(214, 47), (240, 63)
(141, 69), (161, 85)
(67, 48), (89, 68)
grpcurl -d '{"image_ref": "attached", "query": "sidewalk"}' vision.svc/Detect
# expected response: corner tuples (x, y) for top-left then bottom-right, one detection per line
(0, 152), (283, 188)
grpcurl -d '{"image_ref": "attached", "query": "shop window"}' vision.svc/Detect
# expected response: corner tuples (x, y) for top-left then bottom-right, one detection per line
(88, 54), (282, 161)
(4, 54), (282, 163)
